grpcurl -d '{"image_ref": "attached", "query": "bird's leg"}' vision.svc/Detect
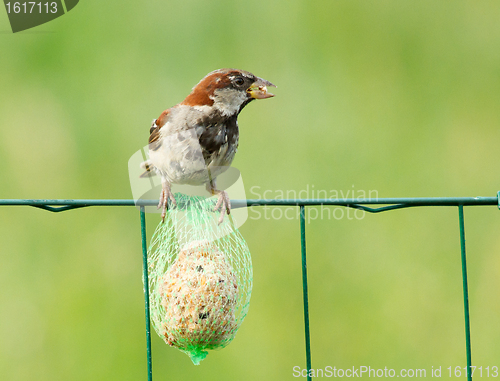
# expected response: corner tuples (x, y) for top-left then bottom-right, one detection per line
(158, 178), (177, 221)
(206, 180), (231, 224)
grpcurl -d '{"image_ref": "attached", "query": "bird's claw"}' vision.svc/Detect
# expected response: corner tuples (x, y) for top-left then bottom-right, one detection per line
(158, 183), (177, 222)
(213, 190), (231, 225)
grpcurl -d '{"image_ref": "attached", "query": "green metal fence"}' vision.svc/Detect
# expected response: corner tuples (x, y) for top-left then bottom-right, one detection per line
(2, 193), (499, 381)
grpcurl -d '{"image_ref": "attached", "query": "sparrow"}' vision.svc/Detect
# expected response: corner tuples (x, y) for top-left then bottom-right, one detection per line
(140, 68), (276, 223)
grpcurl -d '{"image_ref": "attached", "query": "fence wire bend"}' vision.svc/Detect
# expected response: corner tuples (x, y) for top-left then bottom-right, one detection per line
(1, 193), (499, 381)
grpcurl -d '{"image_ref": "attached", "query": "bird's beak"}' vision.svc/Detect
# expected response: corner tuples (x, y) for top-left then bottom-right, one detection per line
(247, 77), (276, 99)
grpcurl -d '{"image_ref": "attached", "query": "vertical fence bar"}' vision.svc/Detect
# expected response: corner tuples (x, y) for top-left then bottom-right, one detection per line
(300, 205), (312, 380)
(140, 207), (153, 381)
(458, 205), (472, 381)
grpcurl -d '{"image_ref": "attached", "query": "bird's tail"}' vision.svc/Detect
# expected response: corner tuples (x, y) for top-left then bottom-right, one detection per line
(139, 160), (156, 178)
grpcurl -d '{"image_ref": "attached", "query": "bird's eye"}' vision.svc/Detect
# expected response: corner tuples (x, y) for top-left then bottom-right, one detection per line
(233, 77), (245, 86)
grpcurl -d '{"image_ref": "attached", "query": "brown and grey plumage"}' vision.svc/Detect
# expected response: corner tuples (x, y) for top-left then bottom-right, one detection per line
(141, 68), (276, 223)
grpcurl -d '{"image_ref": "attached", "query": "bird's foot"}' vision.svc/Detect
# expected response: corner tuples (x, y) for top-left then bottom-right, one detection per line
(158, 182), (177, 221)
(213, 190), (231, 225)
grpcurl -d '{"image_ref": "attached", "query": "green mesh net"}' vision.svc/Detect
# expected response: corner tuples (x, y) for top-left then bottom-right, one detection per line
(146, 193), (253, 365)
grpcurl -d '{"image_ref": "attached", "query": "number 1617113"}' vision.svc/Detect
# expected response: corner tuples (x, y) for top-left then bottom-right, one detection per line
(447, 366), (499, 377)
(5, 2), (58, 14)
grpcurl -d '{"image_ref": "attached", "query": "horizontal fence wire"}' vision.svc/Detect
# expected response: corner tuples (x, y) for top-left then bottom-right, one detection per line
(0, 195), (498, 210)
(1, 193), (499, 381)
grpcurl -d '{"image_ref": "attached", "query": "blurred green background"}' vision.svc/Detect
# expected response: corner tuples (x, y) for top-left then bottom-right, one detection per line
(1, 1), (500, 380)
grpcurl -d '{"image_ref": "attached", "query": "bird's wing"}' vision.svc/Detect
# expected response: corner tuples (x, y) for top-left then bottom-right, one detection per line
(139, 109), (173, 178)
(148, 109), (171, 151)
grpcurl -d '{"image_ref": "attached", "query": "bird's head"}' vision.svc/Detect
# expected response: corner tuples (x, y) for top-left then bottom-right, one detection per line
(181, 68), (276, 116)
